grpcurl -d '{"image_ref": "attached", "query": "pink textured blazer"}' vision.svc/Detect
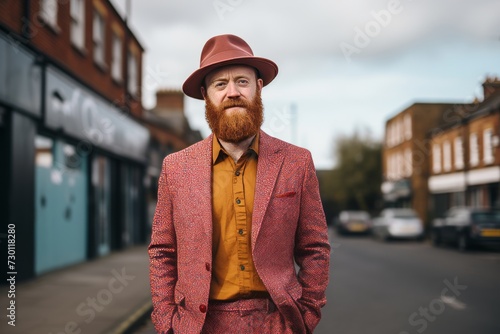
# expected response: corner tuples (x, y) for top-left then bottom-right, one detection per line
(149, 130), (331, 334)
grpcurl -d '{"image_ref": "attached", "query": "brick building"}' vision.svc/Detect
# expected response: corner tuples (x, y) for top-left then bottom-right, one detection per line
(143, 89), (203, 226)
(0, 0), (150, 280)
(429, 78), (500, 217)
(382, 103), (457, 227)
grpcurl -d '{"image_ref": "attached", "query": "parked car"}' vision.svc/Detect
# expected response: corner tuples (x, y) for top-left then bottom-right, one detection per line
(431, 207), (500, 251)
(336, 211), (372, 235)
(372, 208), (424, 241)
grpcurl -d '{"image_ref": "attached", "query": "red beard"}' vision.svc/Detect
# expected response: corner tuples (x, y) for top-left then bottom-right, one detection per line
(205, 93), (264, 143)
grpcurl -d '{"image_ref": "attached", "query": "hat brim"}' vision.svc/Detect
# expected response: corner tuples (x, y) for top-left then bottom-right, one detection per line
(182, 56), (278, 100)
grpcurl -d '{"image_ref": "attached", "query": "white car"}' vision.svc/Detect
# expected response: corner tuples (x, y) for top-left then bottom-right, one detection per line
(372, 208), (424, 241)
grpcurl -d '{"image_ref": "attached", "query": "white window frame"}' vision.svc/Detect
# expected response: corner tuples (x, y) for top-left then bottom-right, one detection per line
(483, 128), (494, 165)
(391, 154), (396, 180)
(433, 143), (441, 174)
(404, 148), (412, 177)
(404, 114), (412, 140)
(397, 152), (403, 179)
(111, 33), (122, 81)
(70, 0), (85, 50)
(470, 133), (479, 167)
(40, 0), (58, 29)
(454, 136), (464, 170)
(93, 10), (105, 65)
(397, 120), (402, 145)
(390, 124), (395, 147)
(387, 154), (392, 180)
(127, 51), (138, 96)
(387, 154), (393, 180)
(443, 140), (451, 172)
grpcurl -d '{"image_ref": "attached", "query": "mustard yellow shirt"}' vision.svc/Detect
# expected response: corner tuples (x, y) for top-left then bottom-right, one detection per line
(210, 134), (267, 300)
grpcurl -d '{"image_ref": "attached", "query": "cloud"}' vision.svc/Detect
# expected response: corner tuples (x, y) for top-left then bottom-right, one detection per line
(116, 0), (500, 78)
(110, 0), (500, 168)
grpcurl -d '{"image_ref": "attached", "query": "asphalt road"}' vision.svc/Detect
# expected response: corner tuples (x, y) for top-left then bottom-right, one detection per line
(133, 228), (500, 333)
(316, 229), (500, 334)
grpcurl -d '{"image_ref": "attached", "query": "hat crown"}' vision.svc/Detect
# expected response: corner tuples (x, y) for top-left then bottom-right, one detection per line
(182, 34), (278, 100)
(200, 34), (254, 67)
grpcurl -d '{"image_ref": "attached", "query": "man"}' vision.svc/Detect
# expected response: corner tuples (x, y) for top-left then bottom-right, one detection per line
(149, 34), (330, 334)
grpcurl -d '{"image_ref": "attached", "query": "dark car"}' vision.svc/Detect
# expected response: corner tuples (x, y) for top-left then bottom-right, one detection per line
(336, 211), (372, 235)
(431, 207), (500, 251)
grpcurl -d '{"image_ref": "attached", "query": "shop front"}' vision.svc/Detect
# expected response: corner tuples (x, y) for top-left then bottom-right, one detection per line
(1, 31), (149, 280)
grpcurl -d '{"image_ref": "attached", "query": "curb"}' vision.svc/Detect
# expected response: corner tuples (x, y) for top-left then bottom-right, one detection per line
(109, 300), (153, 334)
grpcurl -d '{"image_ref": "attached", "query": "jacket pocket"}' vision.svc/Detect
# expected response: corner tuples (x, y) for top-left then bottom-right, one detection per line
(288, 280), (303, 301)
(172, 289), (185, 332)
(279, 281), (307, 334)
(174, 288), (185, 307)
(275, 191), (297, 198)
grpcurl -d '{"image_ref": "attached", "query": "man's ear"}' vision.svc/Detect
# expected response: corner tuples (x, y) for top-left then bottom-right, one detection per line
(257, 78), (263, 92)
(201, 86), (207, 100)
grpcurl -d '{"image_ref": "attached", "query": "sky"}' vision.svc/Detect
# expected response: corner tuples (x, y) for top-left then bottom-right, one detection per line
(110, 0), (500, 169)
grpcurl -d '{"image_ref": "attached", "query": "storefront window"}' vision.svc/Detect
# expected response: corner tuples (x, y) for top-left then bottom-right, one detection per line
(92, 155), (112, 256)
(35, 136), (54, 168)
(122, 165), (141, 246)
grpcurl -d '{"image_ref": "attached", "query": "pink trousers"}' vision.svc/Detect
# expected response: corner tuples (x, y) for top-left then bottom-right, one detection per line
(201, 298), (293, 334)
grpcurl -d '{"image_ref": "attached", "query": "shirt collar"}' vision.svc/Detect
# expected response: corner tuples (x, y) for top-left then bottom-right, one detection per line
(212, 132), (260, 165)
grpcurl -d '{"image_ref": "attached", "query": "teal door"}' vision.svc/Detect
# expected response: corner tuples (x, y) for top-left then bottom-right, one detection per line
(34, 137), (88, 275)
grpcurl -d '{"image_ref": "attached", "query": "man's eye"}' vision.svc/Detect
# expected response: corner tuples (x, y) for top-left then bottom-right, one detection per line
(238, 79), (249, 85)
(214, 82), (226, 88)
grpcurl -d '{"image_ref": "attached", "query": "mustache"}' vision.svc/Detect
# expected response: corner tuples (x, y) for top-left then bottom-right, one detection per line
(221, 99), (251, 110)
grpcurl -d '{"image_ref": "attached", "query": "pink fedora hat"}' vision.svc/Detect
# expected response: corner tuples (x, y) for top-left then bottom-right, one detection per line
(182, 34), (278, 100)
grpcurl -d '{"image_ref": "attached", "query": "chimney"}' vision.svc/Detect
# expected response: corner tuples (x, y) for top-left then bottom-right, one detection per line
(155, 90), (184, 114)
(482, 76), (500, 101)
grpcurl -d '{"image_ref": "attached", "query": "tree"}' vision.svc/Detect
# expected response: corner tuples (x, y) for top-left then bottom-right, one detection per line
(320, 129), (382, 217)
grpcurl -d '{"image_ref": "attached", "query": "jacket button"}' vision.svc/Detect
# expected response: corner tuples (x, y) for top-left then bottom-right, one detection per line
(199, 304), (207, 313)
(205, 262), (210, 271)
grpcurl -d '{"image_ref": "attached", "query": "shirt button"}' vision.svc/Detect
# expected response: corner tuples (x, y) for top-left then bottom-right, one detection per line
(236, 198), (241, 204)
(199, 304), (207, 313)
(205, 262), (210, 271)
(235, 170), (240, 176)
(240, 265), (245, 271)
(238, 229), (244, 235)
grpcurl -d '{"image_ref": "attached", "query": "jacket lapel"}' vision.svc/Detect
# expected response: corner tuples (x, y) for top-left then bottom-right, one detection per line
(192, 135), (214, 242)
(251, 131), (284, 249)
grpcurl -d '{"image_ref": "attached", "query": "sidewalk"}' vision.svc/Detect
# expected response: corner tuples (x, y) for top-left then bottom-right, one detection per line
(0, 245), (152, 334)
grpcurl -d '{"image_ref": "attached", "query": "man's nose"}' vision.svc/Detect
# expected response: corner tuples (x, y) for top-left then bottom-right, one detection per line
(226, 81), (241, 98)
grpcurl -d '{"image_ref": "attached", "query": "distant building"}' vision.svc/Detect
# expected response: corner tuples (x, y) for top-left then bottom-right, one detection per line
(382, 103), (457, 227)
(144, 90), (202, 151)
(0, 0), (149, 280)
(143, 89), (203, 229)
(429, 78), (500, 218)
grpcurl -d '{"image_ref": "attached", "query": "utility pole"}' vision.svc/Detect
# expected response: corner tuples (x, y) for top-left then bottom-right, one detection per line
(125, 0), (131, 22)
